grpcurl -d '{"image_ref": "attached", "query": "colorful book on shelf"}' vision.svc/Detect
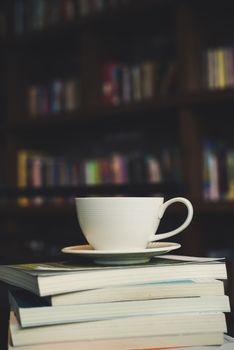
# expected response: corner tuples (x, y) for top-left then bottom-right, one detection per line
(0, 256), (227, 297)
(9, 310), (227, 347)
(203, 142), (219, 200)
(14, 0), (79, 33)
(17, 150), (45, 207)
(216, 142), (229, 200)
(226, 149), (234, 200)
(102, 62), (121, 106)
(17, 149), (48, 206)
(121, 64), (131, 103)
(146, 155), (162, 183)
(217, 47), (226, 89)
(204, 46), (234, 90)
(131, 64), (142, 101)
(17, 149), (29, 207)
(141, 61), (156, 99)
(203, 141), (234, 201)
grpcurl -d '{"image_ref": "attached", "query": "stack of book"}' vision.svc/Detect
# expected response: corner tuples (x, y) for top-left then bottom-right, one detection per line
(0, 255), (231, 349)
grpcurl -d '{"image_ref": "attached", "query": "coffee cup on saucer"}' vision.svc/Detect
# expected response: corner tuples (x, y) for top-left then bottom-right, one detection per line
(75, 197), (193, 252)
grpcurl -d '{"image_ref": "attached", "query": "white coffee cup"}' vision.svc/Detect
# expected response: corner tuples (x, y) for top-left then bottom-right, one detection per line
(75, 197), (193, 251)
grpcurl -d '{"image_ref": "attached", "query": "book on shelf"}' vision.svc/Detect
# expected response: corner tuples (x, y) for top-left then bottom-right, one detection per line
(15, 146), (183, 207)
(17, 149), (42, 207)
(14, 0), (77, 34)
(202, 141), (234, 201)
(28, 78), (80, 116)
(101, 57), (177, 106)
(131, 64), (142, 101)
(141, 61), (156, 99)
(9, 310), (227, 347)
(0, 255), (227, 297)
(9, 288), (230, 328)
(204, 46), (234, 90)
(121, 63), (131, 103)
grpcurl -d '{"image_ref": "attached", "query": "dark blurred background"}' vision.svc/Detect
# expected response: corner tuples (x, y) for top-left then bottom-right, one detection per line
(0, 0), (234, 347)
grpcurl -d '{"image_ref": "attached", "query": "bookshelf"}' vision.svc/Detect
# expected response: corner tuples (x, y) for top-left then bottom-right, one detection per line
(0, 1), (232, 252)
(0, 0), (233, 334)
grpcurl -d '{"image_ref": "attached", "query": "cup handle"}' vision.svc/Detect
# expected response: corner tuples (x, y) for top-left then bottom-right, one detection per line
(149, 197), (193, 242)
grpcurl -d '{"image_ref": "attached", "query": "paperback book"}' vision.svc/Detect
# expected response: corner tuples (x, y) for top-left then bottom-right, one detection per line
(48, 278), (225, 306)
(0, 255), (227, 296)
(4, 255), (231, 349)
(9, 311), (227, 347)
(9, 288), (230, 328)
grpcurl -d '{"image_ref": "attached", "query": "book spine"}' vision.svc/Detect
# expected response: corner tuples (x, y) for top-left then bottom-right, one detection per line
(31, 155), (44, 205)
(64, 79), (79, 111)
(217, 47), (225, 89)
(28, 86), (38, 116)
(206, 49), (214, 89)
(141, 61), (155, 99)
(131, 65), (142, 101)
(208, 147), (219, 201)
(203, 143), (211, 200)
(121, 64), (131, 103)
(17, 150), (29, 207)
(146, 156), (162, 183)
(226, 150), (234, 200)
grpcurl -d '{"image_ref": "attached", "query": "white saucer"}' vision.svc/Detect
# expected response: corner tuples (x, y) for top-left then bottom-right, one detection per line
(61, 242), (181, 265)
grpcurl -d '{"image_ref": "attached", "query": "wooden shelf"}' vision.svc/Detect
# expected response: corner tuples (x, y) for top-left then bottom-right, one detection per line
(0, 202), (75, 217)
(7, 96), (180, 132)
(9, 0), (175, 46)
(6, 88), (234, 133)
(1, 199), (234, 217)
(182, 88), (234, 107)
(0, 182), (185, 199)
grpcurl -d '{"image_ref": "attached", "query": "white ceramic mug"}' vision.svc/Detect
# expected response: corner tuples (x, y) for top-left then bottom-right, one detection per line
(75, 197), (193, 251)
